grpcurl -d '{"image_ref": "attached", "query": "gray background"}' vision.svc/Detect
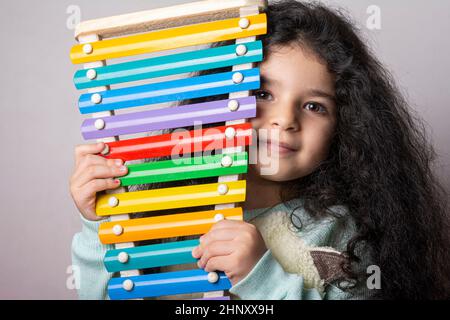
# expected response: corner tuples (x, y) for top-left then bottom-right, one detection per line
(0, 0), (448, 299)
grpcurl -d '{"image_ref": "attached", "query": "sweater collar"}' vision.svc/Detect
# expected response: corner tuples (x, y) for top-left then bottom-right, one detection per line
(243, 197), (305, 222)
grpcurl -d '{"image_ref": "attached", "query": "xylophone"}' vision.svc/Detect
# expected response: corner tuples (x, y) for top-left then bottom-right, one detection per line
(70, 0), (268, 300)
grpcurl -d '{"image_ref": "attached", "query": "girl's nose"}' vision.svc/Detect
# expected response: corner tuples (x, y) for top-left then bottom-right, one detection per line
(270, 102), (300, 132)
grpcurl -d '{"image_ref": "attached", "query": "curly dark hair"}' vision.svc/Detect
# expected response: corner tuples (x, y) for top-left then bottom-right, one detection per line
(260, 0), (449, 299)
(136, 0), (450, 299)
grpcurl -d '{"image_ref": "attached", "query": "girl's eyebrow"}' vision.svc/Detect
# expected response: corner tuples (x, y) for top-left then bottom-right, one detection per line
(261, 75), (335, 102)
(260, 75), (279, 86)
(306, 89), (336, 102)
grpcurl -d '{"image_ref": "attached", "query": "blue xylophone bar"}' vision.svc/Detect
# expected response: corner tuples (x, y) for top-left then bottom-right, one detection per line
(104, 239), (199, 272)
(108, 269), (231, 300)
(78, 68), (260, 114)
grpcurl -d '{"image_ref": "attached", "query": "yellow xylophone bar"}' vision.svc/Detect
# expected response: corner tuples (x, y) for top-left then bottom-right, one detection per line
(96, 180), (246, 216)
(70, 14), (267, 64)
(99, 207), (243, 244)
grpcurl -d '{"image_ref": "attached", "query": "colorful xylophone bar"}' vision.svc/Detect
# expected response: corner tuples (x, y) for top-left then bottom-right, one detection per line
(99, 207), (243, 245)
(73, 41), (263, 89)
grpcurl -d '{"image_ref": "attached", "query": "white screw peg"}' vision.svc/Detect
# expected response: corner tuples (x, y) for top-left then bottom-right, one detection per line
(94, 118), (105, 130)
(118, 252), (129, 264)
(207, 272), (219, 283)
(108, 196), (119, 207)
(239, 18), (250, 29)
(86, 69), (97, 80)
(232, 72), (244, 84)
(112, 224), (123, 236)
(235, 44), (248, 56)
(225, 127), (236, 139)
(101, 144), (110, 155)
(122, 279), (134, 291)
(221, 155), (233, 167)
(228, 99), (239, 111)
(83, 44), (93, 54)
(217, 184), (229, 195)
(214, 213), (225, 222)
(91, 93), (102, 104)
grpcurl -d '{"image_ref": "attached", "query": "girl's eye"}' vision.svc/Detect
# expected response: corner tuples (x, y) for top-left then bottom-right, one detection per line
(254, 90), (273, 101)
(304, 102), (326, 114)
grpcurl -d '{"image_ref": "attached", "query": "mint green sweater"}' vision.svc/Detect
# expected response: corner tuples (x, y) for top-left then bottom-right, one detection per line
(71, 198), (373, 300)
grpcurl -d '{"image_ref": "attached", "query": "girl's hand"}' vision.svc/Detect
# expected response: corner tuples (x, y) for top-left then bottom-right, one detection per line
(69, 142), (128, 221)
(191, 220), (267, 286)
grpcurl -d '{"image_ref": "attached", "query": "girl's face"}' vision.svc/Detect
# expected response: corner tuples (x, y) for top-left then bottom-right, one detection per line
(250, 44), (337, 182)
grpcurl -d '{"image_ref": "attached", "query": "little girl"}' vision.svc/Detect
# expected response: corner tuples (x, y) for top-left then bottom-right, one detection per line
(70, 0), (450, 299)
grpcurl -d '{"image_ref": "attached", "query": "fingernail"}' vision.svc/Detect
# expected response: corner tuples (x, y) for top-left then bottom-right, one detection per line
(115, 159), (123, 166)
(119, 166), (127, 172)
(114, 179), (121, 185)
(199, 236), (204, 243)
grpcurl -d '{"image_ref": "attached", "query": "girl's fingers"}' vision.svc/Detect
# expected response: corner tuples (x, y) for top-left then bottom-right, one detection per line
(199, 228), (239, 248)
(203, 255), (232, 273)
(82, 178), (122, 196)
(75, 164), (128, 188)
(70, 178), (121, 221)
(196, 240), (233, 269)
(72, 155), (122, 182)
(76, 153), (122, 174)
(209, 219), (245, 231)
(74, 143), (107, 167)
(83, 211), (105, 222)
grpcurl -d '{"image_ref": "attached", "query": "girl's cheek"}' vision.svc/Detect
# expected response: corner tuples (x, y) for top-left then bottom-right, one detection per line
(251, 104), (275, 130)
(249, 117), (262, 130)
(302, 120), (335, 155)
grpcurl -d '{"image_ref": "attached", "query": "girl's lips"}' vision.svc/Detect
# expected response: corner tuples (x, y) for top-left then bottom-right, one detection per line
(261, 140), (299, 156)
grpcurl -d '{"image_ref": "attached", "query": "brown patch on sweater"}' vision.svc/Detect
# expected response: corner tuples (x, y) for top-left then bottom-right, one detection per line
(310, 250), (349, 284)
